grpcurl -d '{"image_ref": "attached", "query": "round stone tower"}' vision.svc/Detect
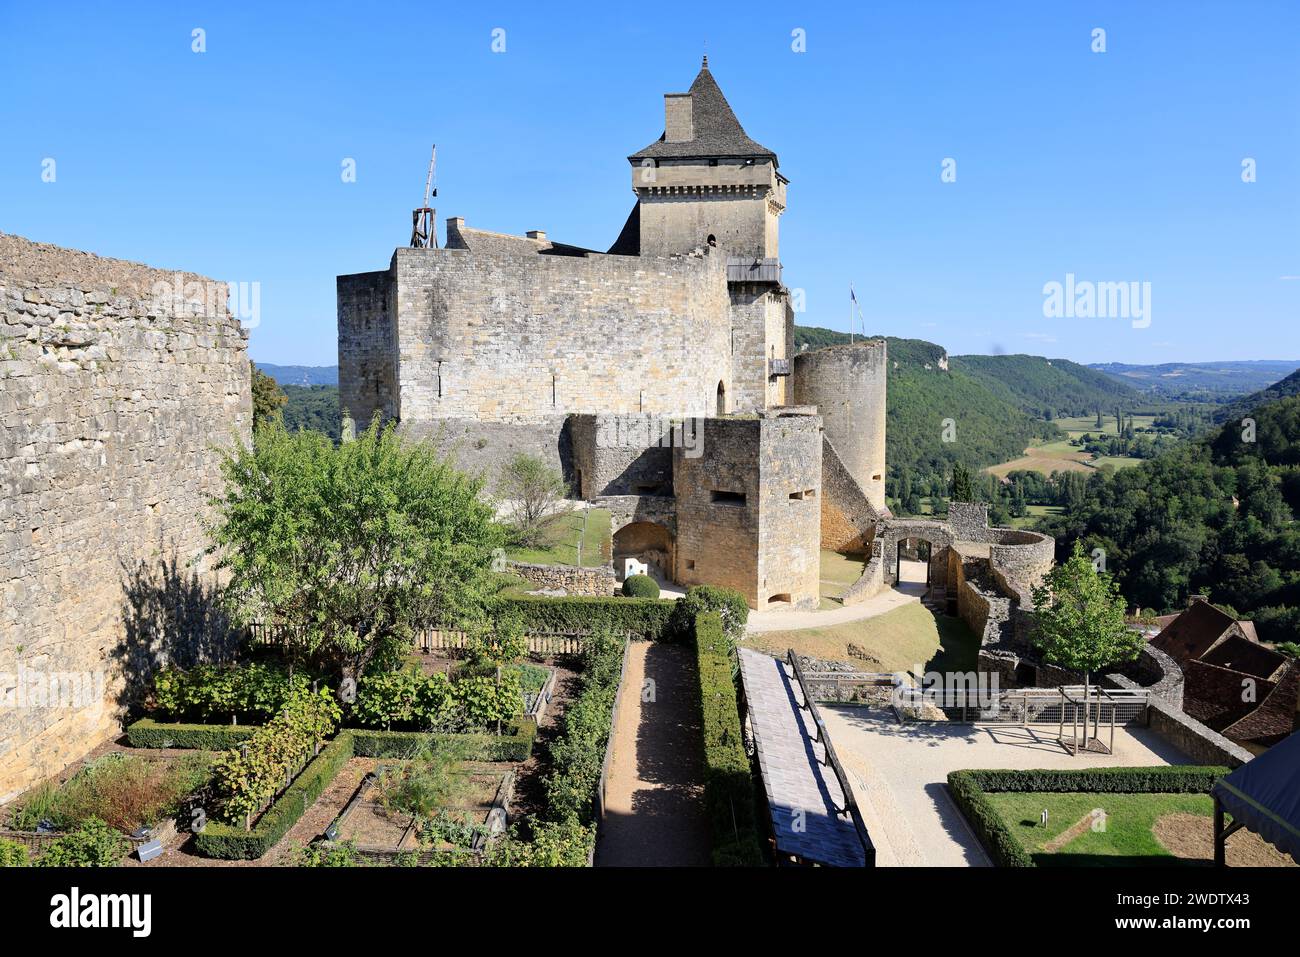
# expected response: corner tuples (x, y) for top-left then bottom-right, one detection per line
(791, 339), (888, 512)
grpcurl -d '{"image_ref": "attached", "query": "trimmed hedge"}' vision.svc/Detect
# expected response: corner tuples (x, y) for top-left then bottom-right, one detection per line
(127, 718), (260, 750)
(351, 726), (536, 763)
(621, 574), (660, 599)
(192, 733), (355, 860)
(693, 612), (764, 866)
(946, 766), (1230, 868)
(501, 595), (674, 640)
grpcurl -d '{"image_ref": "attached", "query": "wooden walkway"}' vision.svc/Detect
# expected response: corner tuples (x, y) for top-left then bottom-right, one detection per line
(594, 642), (710, 866)
(737, 648), (869, 867)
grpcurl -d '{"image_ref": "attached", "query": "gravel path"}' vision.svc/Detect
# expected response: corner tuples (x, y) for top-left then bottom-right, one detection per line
(593, 642), (710, 866)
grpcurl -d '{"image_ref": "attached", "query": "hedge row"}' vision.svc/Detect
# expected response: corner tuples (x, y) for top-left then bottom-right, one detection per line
(693, 612), (764, 866)
(351, 726), (536, 763)
(501, 595), (674, 640)
(127, 719), (260, 750)
(193, 733), (355, 860)
(946, 766), (1230, 868)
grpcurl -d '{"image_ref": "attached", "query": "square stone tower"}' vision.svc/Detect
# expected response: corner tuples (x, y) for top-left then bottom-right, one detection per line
(625, 58), (793, 413)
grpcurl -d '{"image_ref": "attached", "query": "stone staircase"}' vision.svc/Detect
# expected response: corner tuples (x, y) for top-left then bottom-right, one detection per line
(923, 585), (948, 615)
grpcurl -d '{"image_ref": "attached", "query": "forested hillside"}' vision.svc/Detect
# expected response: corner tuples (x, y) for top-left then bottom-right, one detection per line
(1038, 393), (1300, 643)
(950, 353), (1142, 419)
(281, 384), (341, 441)
(1214, 367), (1300, 426)
(794, 326), (1059, 496)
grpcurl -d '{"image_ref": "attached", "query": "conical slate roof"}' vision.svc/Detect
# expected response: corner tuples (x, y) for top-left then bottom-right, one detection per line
(630, 57), (778, 164)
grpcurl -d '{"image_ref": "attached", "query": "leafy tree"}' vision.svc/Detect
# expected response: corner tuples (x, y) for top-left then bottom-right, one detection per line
(1030, 542), (1144, 748)
(497, 453), (571, 547)
(209, 418), (505, 697)
(250, 361), (287, 428)
(950, 463), (974, 503)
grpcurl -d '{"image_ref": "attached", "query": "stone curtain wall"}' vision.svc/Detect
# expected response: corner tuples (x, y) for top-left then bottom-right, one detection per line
(506, 562), (616, 597)
(819, 437), (881, 553)
(385, 246), (731, 424)
(756, 414), (822, 609)
(0, 234), (251, 800)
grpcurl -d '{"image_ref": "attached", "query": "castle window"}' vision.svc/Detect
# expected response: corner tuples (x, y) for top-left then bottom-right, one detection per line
(716, 380), (726, 415)
(685, 559), (696, 571)
(708, 159), (718, 167)
(767, 592), (791, 605)
(707, 234), (717, 247)
(789, 490), (805, 500)
(711, 490), (746, 506)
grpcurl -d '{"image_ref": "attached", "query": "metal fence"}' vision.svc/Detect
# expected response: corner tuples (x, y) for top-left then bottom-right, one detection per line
(897, 685), (1151, 725)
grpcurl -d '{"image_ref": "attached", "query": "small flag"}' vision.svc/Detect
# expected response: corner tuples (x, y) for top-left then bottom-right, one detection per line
(850, 286), (857, 303)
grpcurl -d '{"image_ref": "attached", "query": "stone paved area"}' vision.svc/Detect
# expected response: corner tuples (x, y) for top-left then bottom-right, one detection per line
(737, 648), (869, 866)
(819, 705), (1194, 866)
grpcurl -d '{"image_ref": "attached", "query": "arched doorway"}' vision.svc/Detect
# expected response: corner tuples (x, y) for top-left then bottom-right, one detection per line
(716, 380), (726, 416)
(613, 521), (674, 582)
(895, 537), (932, 588)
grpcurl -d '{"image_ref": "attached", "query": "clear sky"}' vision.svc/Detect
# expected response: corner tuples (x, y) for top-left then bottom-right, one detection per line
(2, 1), (1296, 366)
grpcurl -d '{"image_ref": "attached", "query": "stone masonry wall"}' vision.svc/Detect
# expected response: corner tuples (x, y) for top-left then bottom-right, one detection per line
(337, 269), (397, 427)
(506, 561), (616, 597)
(0, 233), (251, 801)
(380, 246), (731, 424)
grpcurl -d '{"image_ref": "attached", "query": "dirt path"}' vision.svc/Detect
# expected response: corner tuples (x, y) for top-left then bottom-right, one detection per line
(745, 583), (924, 634)
(594, 641), (710, 866)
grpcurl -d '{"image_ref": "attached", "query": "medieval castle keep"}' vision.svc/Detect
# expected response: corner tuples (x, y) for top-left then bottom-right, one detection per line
(338, 58), (896, 610)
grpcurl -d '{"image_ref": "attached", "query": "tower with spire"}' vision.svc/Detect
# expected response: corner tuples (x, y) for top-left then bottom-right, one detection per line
(625, 56), (792, 410)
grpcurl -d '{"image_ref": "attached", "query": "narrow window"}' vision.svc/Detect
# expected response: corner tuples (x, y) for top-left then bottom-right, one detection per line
(789, 490), (805, 501)
(685, 559), (696, 571)
(711, 490), (746, 506)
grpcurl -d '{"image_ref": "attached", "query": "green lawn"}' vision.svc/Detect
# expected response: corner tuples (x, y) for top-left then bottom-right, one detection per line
(1007, 504), (1062, 529)
(504, 508), (611, 568)
(819, 549), (867, 604)
(747, 602), (980, 676)
(983, 791), (1214, 866)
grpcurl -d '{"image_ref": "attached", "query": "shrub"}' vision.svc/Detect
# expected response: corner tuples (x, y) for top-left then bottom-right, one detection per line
(0, 838), (29, 867)
(193, 733), (354, 860)
(543, 630), (625, 825)
(8, 780), (59, 831)
(297, 839), (360, 867)
(50, 752), (212, 833)
(210, 688), (341, 825)
(37, 818), (127, 867)
(500, 595), (673, 640)
(127, 718), (259, 751)
(622, 574), (660, 599)
(483, 820), (593, 867)
(351, 667), (523, 732)
(350, 727), (536, 763)
(669, 585), (748, 644)
(694, 612), (764, 866)
(374, 740), (473, 820)
(149, 662), (319, 723)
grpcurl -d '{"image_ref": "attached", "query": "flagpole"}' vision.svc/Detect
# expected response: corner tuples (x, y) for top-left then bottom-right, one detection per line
(850, 284), (855, 344)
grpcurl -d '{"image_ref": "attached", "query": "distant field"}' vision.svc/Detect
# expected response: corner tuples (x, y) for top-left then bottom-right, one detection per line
(1055, 413), (1157, 439)
(987, 413), (1150, 477)
(1007, 504), (1062, 529)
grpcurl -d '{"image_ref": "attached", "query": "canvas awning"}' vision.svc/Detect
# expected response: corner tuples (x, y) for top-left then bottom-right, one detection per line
(1211, 730), (1300, 864)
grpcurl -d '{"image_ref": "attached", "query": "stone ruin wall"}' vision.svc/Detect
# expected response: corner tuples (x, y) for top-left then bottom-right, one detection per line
(0, 233), (251, 801)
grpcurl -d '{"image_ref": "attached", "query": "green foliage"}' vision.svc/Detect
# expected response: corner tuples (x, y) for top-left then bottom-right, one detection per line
(950, 353), (1141, 419)
(482, 820), (593, 867)
(281, 384), (341, 441)
(39, 753), (212, 834)
(297, 839), (360, 867)
(693, 612), (764, 866)
(543, 631), (625, 825)
(668, 585), (748, 645)
(7, 781), (59, 831)
(501, 594), (674, 639)
(209, 417), (506, 692)
(374, 740), (472, 819)
(950, 462), (974, 502)
(947, 767), (1228, 868)
(621, 574), (660, 599)
(210, 688), (341, 824)
(351, 666), (523, 732)
(1030, 542), (1142, 678)
(251, 361), (287, 428)
(498, 453), (571, 548)
(127, 719), (259, 751)
(0, 838), (30, 866)
(194, 732), (355, 860)
(37, 818), (128, 867)
(149, 661), (318, 723)
(350, 726), (536, 763)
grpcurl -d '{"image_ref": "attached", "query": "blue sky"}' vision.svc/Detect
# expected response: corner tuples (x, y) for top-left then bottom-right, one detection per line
(2, 1), (1296, 366)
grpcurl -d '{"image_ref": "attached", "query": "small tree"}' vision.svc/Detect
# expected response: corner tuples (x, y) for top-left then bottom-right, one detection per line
(209, 417), (505, 699)
(250, 361), (286, 428)
(950, 463), (974, 503)
(1030, 542), (1143, 750)
(498, 453), (570, 547)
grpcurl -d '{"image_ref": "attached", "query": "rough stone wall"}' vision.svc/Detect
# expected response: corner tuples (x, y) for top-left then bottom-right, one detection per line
(402, 415), (573, 489)
(379, 245), (730, 424)
(792, 340), (888, 512)
(337, 269), (397, 427)
(728, 285), (788, 412)
(569, 413), (675, 499)
(0, 233), (251, 800)
(1104, 676), (1253, 768)
(506, 561), (615, 597)
(633, 160), (782, 260)
(756, 413), (822, 609)
(819, 437), (880, 552)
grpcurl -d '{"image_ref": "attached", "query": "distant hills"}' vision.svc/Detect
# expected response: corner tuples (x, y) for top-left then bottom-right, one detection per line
(1088, 360), (1300, 397)
(1214, 367), (1300, 424)
(256, 363), (339, 387)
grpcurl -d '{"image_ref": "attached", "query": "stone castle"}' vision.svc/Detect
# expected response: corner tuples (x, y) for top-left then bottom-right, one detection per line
(338, 58), (896, 610)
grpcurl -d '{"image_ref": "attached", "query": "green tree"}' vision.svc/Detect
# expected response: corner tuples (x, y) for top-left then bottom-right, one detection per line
(209, 418), (505, 697)
(1030, 542), (1143, 749)
(950, 463), (974, 503)
(497, 453), (571, 547)
(250, 361), (287, 428)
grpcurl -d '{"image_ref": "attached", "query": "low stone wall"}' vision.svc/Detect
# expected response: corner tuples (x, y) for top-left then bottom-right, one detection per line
(1106, 675), (1252, 768)
(841, 541), (886, 606)
(506, 561), (616, 597)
